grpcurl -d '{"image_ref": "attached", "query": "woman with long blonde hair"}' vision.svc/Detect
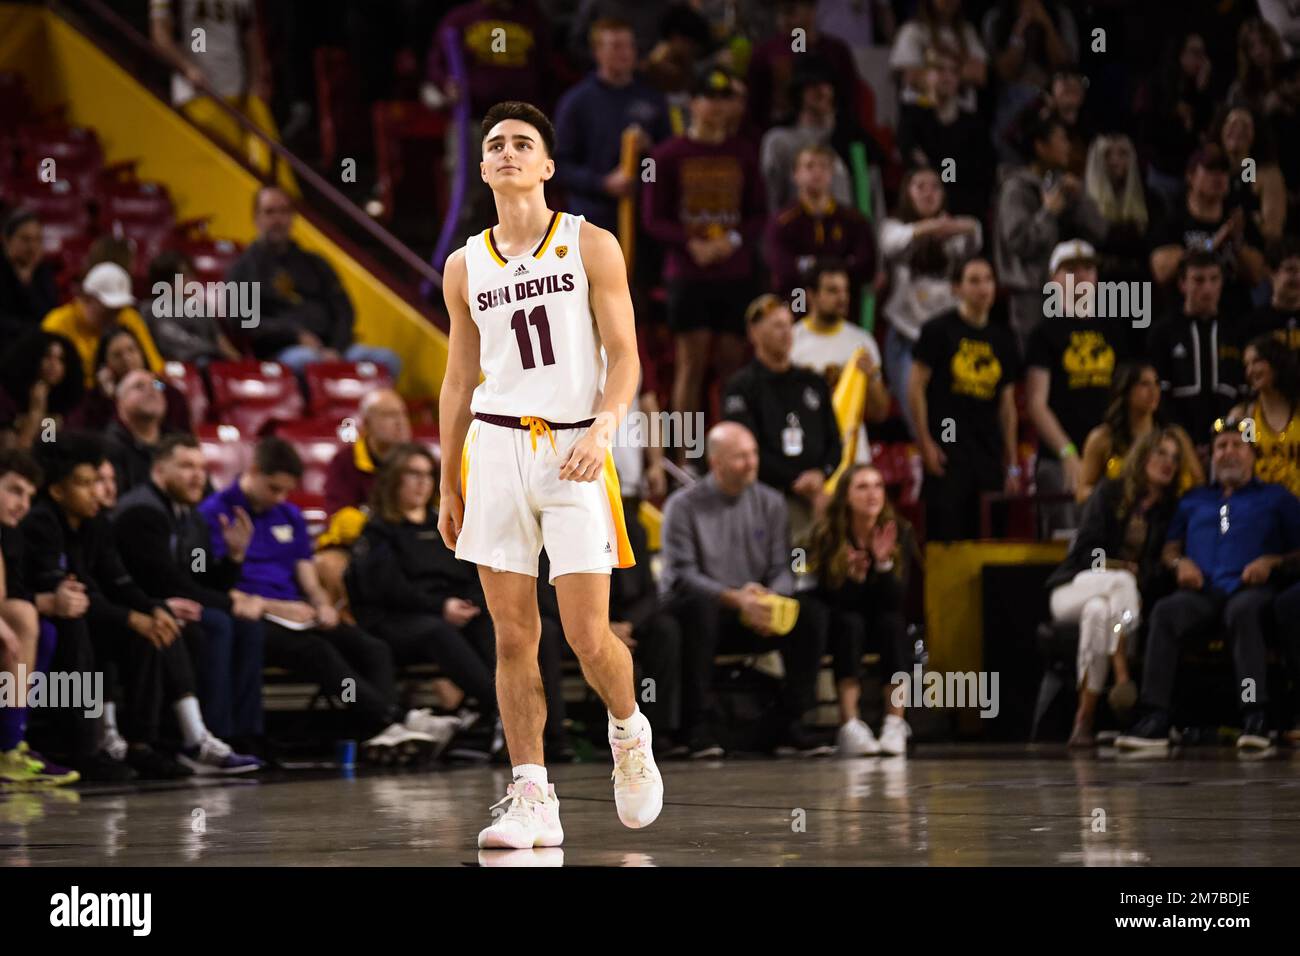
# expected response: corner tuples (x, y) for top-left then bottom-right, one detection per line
(1083, 133), (1149, 284)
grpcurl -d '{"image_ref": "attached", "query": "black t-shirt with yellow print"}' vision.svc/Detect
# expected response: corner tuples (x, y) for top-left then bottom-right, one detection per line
(1026, 316), (1128, 457)
(913, 309), (1020, 467)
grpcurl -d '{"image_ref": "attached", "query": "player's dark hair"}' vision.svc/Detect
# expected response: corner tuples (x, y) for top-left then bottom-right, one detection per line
(481, 102), (555, 157)
(35, 430), (106, 489)
(252, 436), (303, 479)
(0, 448), (43, 488)
(152, 432), (201, 463)
(1179, 249), (1222, 277)
(1266, 236), (1300, 271)
(808, 258), (850, 291)
(953, 254), (994, 284)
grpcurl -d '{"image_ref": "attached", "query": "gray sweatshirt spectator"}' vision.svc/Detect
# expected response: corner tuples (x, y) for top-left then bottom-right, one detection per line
(993, 113), (1106, 351)
(659, 469), (795, 601)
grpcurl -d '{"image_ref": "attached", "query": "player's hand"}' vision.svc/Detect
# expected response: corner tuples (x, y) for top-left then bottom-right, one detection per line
(314, 603), (340, 630)
(442, 597), (480, 627)
(1176, 558), (1204, 591)
(644, 461), (667, 499)
(229, 590), (266, 620)
(276, 601), (318, 625)
(55, 576), (89, 618)
(611, 620), (637, 648)
(603, 168), (634, 198)
(791, 469), (824, 500)
(165, 597), (204, 622)
(1061, 454), (1083, 493)
(1241, 555), (1280, 586)
(920, 439), (947, 477)
(558, 428), (607, 482)
(218, 506), (255, 562)
(438, 489), (465, 548)
(739, 592), (775, 636)
(153, 607), (182, 646)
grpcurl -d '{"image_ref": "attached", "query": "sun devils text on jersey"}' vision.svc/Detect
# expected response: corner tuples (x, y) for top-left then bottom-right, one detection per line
(464, 211), (606, 422)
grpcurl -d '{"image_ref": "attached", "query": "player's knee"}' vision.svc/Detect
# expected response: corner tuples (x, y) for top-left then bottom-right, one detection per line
(565, 623), (611, 661)
(0, 599), (38, 646)
(495, 621), (542, 661)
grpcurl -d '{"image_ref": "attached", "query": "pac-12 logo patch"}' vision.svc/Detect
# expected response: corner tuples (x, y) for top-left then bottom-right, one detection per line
(556, 245), (568, 258)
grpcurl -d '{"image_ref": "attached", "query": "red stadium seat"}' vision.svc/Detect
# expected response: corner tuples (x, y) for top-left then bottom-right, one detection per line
(195, 423), (251, 489)
(0, 72), (32, 129)
(9, 179), (91, 254)
(17, 123), (103, 195)
(304, 360), (392, 420)
(372, 101), (448, 230)
(208, 360), (304, 436)
(314, 47), (370, 167)
(273, 418), (351, 496)
(161, 360), (210, 429)
(173, 219), (243, 284)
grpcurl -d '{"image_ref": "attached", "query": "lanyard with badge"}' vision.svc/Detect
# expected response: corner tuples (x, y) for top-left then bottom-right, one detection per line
(782, 412), (804, 457)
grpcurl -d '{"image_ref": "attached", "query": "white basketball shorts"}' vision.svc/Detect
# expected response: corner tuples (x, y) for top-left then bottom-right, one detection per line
(455, 414), (635, 583)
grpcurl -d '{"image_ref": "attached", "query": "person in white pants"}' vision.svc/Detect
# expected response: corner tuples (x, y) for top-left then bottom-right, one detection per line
(1045, 428), (1188, 746)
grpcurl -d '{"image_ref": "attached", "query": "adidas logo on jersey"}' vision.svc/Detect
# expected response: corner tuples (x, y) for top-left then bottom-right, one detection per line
(603, 542), (612, 553)
(514, 263), (529, 276)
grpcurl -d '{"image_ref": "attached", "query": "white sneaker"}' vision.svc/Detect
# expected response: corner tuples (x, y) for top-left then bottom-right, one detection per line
(609, 720), (664, 829)
(363, 722), (437, 766)
(836, 718), (880, 757)
(403, 708), (460, 757)
(478, 779), (564, 849)
(878, 715), (911, 756)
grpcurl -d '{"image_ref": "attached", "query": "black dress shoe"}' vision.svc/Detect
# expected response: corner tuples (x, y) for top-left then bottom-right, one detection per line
(126, 744), (194, 780)
(69, 751), (139, 783)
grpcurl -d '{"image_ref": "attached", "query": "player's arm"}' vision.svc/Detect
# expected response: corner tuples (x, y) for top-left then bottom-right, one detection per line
(559, 222), (640, 481)
(438, 249), (481, 539)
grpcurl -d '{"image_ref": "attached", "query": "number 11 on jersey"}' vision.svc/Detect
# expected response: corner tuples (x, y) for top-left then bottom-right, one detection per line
(510, 305), (556, 369)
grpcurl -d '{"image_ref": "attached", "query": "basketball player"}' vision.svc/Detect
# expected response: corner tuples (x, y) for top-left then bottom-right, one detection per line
(439, 101), (663, 849)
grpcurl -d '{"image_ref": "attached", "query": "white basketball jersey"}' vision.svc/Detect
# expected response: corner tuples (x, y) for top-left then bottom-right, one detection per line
(464, 212), (605, 423)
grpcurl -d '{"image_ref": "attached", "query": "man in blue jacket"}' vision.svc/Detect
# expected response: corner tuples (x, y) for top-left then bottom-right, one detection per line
(1118, 417), (1300, 753)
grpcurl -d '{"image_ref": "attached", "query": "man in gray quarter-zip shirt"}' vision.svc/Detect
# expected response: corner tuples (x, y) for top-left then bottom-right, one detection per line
(659, 421), (829, 757)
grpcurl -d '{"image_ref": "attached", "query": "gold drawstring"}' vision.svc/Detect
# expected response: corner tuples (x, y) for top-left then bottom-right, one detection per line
(519, 416), (557, 453)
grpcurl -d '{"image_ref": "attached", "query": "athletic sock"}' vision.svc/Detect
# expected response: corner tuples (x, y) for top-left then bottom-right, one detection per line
(609, 705), (647, 740)
(101, 703), (128, 761)
(512, 763), (548, 791)
(174, 696), (207, 748)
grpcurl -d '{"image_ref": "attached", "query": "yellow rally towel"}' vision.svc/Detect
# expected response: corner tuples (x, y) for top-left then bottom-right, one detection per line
(824, 346), (868, 495)
(316, 506), (368, 550)
(760, 594), (800, 636)
(617, 126), (639, 275)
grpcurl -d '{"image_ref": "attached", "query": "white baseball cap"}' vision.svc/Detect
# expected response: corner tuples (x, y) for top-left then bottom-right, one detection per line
(1049, 239), (1098, 275)
(81, 262), (135, 308)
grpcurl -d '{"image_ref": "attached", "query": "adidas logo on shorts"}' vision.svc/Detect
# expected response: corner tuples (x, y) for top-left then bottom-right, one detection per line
(603, 542), (611, 553)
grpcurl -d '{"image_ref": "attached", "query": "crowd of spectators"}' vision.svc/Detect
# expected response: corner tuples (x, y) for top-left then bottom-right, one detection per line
(8, 0), (1300, 782)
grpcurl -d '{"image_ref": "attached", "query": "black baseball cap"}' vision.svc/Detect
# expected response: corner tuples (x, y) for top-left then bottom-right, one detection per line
(692, 65), (737, 98)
